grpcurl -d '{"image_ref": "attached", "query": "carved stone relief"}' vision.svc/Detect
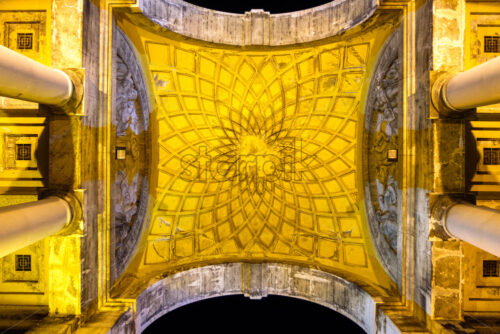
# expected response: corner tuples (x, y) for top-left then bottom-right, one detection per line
(116, 56), (140, 137)
(364, 30), (402, 280)
(372, 58), (400, 250)
(112, 27), (151, 283)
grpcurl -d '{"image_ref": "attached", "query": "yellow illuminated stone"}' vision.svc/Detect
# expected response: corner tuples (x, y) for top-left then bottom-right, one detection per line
(115, 17), (398, 293)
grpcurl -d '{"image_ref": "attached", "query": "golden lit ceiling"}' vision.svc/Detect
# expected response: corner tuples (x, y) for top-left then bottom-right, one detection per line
(118, 17), (398, 293)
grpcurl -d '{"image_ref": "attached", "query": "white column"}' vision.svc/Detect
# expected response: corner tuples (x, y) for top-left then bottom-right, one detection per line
(0, 197), (72, 258)
(442, 56), (500, 111)
(0, 45), (73, 106)
(445, 203), (500, 257)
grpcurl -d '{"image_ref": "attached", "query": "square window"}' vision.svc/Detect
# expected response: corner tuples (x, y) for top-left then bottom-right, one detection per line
(16, 144), (31, 161)
(485, 36), (500, 53)
(17, 33), (33, 50)
(483, 148), (500, 165)
(483, 260), (499, 277)
(15, 255), (31, 272)
(116, 146), (126, 160)
(387, 149), (398, 161)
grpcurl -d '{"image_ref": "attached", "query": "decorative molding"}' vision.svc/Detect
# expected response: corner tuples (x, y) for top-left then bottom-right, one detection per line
(115, 56), (139, 136)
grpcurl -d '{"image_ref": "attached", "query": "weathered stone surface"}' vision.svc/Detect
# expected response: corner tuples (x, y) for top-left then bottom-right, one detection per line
(413, 0), (434, 317)
(110, 26), (151, 285)
(433, 120), (466, 193)
(434, 256), (460, 289)
(431, 241), (463, 320)
(433, 0), (464, 72)
(80, 0), (101, 310)
(107, 309), (135, 334)
(434, 17), (460, 43)
(433, 292), (460, 320)
(433, 240), (461, 252)
(130, 263), (391, 334)
(51, 0), (83, 68)
(435, 0), (458, 10)
(49, 118), (78, 189)
(137, 0), (378, 46)
(364, 27), (402, 282)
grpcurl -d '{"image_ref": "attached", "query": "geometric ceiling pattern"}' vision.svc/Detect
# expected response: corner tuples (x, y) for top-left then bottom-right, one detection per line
(126, 25), (395, 291)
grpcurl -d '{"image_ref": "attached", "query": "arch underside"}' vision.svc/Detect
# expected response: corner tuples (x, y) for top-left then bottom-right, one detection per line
(129, 263), (398, 334)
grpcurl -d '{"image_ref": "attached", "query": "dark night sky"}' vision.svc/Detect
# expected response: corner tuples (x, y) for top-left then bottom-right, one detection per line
(143, 295), (366, 333)
(184, 0), (333, 14)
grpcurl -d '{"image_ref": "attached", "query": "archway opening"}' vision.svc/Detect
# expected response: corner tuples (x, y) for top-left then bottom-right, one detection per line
(183, 0), (334, 14)
(143, 295), (366, 333)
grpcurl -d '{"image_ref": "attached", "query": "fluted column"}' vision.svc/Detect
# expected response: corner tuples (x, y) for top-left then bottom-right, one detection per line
(0, 45), (74, 106)
(443, 202), (500, 257)
(0, 197), (72, 258)
(433, 56), (500, 114)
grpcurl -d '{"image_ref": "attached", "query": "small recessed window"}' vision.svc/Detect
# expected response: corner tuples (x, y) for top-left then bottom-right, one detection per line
(116, 146), (126, 160)
(15, 255), (31, 272)
(17, 33), (33, 50)
(485, 36), (500, 53)
(483, 148), (500, 165)
(16, 144), (31, 161)
(483, 260), (499, 277)
(387, 149), (398, 162)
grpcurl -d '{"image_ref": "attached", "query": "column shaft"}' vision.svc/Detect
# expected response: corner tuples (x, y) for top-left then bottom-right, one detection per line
(445, 203), (500, 257)
(444, 56), (500, 110)
(0, 197), (72, 258)
(0, 45), (73, 106)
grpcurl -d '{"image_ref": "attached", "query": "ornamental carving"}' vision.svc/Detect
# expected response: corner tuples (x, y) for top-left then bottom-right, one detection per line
(112, 27), (150, 283)
(116, 56), (140, 137)
(364, 30), (401, 280)
(372, 58), (400, 251)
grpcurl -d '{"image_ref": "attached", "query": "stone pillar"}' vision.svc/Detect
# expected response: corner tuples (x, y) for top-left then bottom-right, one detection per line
(443, 203), (500, 258)
(432, 56), (500, 114)
(0, 196), (73, 258)
(0, 45), (79, 107)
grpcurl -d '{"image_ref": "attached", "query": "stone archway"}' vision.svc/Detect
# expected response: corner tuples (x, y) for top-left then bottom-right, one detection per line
(128, 263), (399, 334)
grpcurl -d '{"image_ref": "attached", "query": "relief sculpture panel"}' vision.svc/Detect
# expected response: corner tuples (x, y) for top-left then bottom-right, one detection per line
(112, 28), (151, 282)
(364, 29), (402, 281)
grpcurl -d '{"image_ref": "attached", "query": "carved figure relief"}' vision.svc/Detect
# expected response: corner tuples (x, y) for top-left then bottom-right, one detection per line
(371, 57), (400, 251)
(112, 28), (151, 282)
(364, 31), (402, 281)
(116, 56), (140, 137)
(114, 171), (139, 246)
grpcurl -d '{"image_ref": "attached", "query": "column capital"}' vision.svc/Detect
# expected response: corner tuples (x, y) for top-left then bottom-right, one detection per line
(39, 190), (83, 236)
(429, 193), (475, 241)
(431, 56), (500, 116)
(430, 71), (475, 118)
(47, 68), (85, 116)
(431, 71), (459, 117)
